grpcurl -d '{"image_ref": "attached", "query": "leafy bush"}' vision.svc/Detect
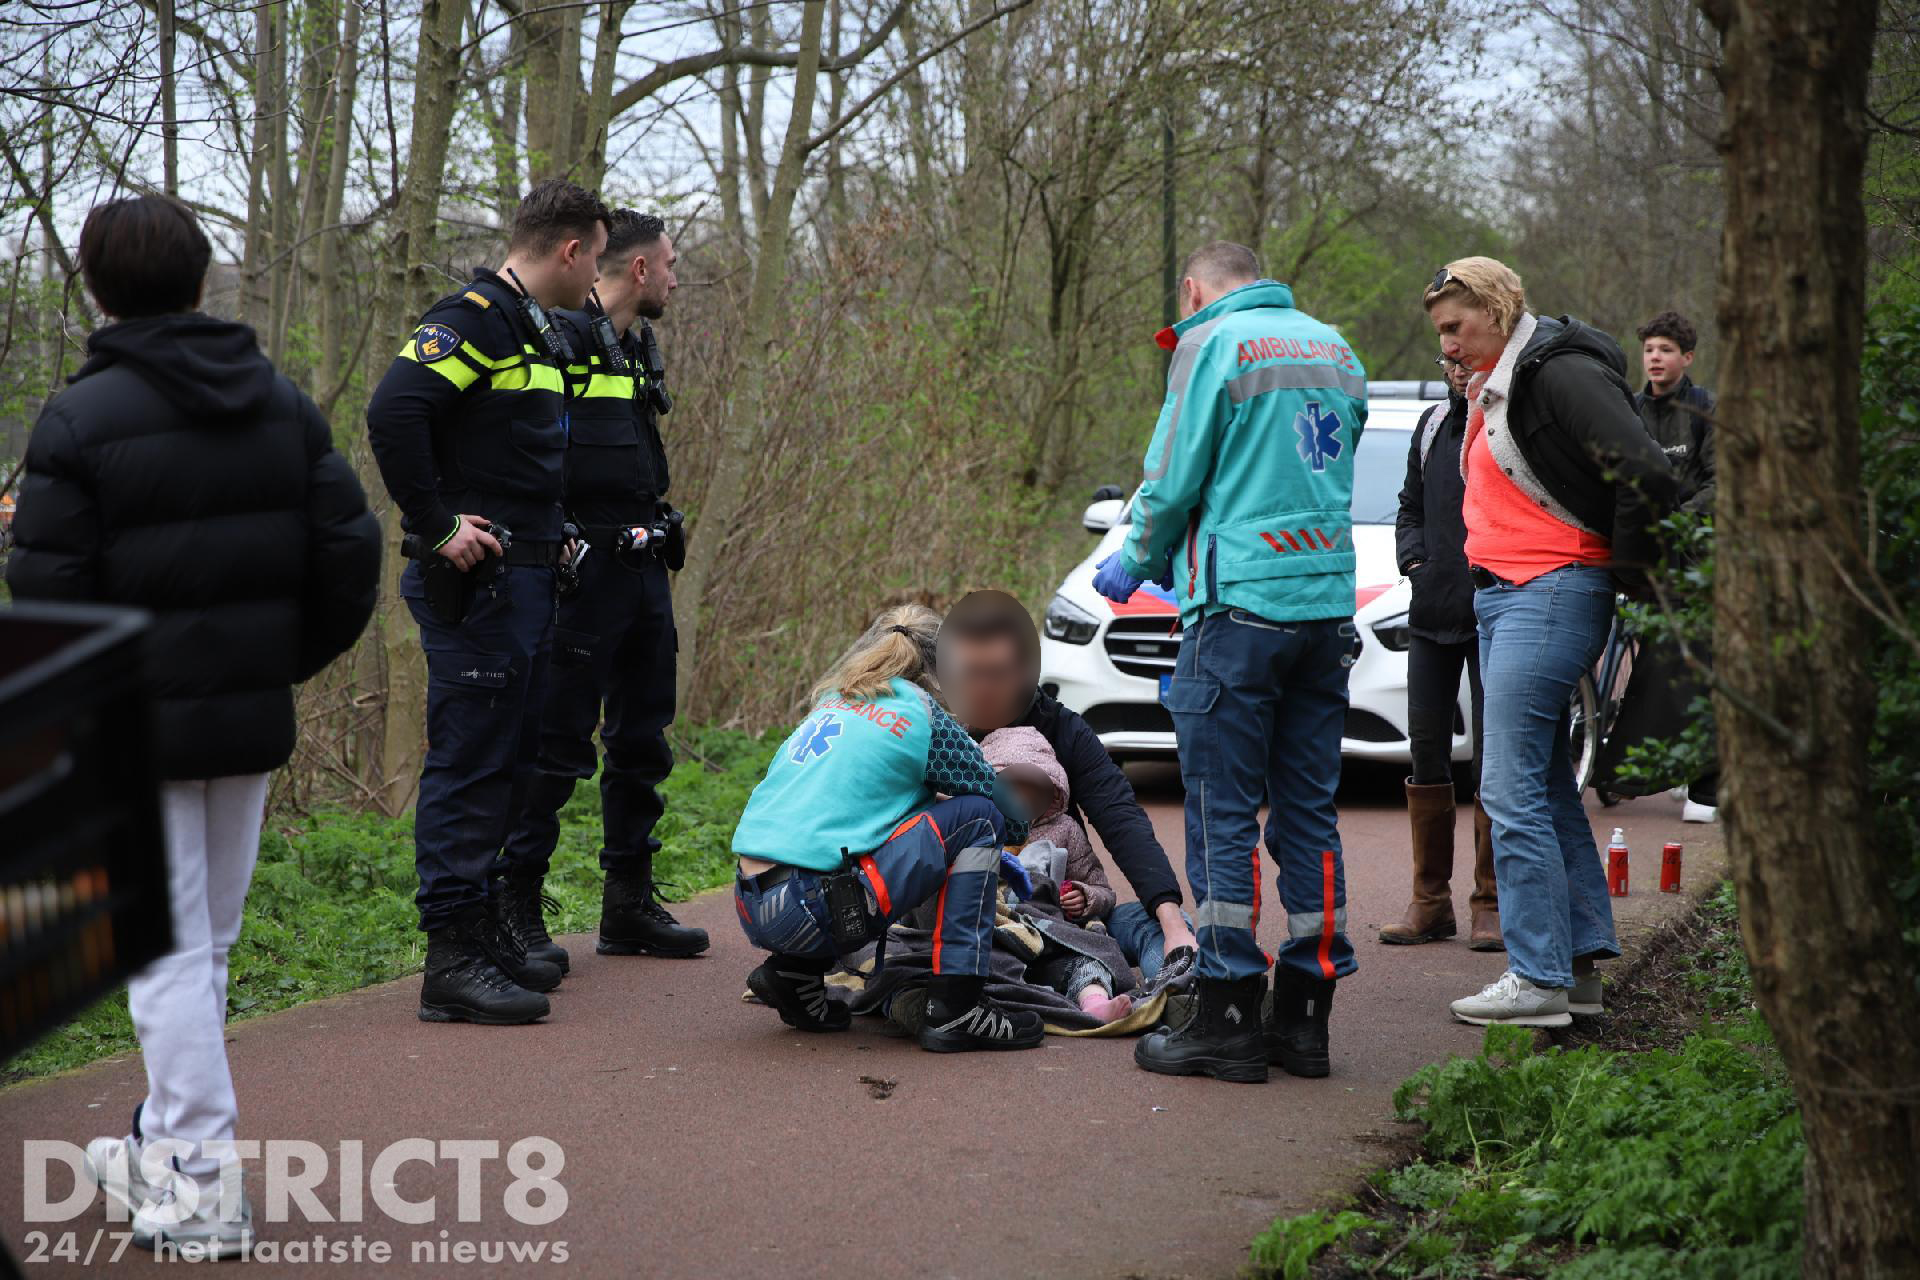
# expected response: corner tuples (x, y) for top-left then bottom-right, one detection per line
(1248, 1209), (1380, 1280)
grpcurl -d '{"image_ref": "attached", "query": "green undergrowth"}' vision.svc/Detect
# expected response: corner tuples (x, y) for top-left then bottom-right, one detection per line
(1250, 884), (1801, 1279)
(6, 724), (778, 1084)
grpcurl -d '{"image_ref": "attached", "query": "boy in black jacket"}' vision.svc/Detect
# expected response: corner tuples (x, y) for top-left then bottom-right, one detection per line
(7, 195), (381, 1257)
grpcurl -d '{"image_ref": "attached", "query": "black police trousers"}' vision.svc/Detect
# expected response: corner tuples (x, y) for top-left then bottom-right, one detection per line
(503, 547), (676, 878)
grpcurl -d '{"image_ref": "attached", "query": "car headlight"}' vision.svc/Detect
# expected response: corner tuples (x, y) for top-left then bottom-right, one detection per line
(1371, 611), (1412, 652)
(1043, 594), (1100, 645)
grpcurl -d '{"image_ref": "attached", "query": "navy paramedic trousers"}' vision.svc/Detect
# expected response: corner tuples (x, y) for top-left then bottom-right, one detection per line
(733, 794), (1005, 978)
(1164, 609), (1359, 984)
(503, 550), (676, 876)
(403, 558), (555, 931)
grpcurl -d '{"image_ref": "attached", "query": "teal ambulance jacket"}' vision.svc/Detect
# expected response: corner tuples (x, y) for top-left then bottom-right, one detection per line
(1119, 279), (1368, 625)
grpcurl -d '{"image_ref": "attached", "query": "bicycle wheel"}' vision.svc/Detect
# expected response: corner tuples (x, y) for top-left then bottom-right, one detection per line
(1568, 671), (1601, 794)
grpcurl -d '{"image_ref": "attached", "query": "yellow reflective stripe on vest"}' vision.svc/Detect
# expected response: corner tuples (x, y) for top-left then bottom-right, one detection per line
(487, 361), (565, 394)
(579, 372), (636, 400)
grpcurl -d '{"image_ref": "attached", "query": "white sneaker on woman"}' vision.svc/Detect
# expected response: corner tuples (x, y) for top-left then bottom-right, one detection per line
(131, 1179), (253, 1260)
(1569, 973), (1603, 1015)
(1682, 800), (1718, 823)
(83, 1133), (156, 1220)
(1449, 971), (1572, 1027)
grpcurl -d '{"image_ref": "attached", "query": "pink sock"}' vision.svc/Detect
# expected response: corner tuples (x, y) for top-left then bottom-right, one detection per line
(1078, 989), (1133, 1023)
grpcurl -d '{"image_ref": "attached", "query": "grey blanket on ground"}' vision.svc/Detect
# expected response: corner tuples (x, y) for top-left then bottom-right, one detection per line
(844, 886), (1145, 1032)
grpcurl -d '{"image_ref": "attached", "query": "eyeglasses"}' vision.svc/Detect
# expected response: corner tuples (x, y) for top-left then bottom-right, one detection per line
(1432, 355), (1462, 370)
(1429, 267), (1456, 296)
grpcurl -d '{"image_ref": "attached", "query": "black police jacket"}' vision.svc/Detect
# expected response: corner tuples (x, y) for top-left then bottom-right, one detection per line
(1395, 395), (1476, 645)
(6, 313), (382, 779)
(554, 310), (670, 527)
(366, 268), (572, 543)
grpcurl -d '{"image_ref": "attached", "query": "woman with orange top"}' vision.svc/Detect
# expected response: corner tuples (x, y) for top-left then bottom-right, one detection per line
(1421, 258), (1677, 1029)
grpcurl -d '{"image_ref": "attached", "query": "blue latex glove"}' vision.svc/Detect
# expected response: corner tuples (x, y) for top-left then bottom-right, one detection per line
(997, 850), (1035, 900)
(1092, 553), (1145, 603)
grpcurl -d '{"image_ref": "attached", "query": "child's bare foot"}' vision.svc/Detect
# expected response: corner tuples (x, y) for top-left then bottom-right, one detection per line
(1077, 987), (1133, 1023)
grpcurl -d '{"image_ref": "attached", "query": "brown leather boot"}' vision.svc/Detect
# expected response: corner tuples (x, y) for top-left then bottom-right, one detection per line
(1468, 799), (1505, 951)
(1380, 780), (1458, 944)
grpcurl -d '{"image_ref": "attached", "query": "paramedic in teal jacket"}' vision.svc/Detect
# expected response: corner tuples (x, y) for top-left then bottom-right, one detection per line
(1094, 241), (1366, 1085)
(731, 605), (1044, 1053)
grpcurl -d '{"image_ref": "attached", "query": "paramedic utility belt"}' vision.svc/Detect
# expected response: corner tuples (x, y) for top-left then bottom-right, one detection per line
(733, 793), (1009, 977)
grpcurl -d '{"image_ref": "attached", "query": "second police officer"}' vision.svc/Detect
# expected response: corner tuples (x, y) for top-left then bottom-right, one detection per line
(499, 210), (710, 971)
(367, 180), (610, 1026)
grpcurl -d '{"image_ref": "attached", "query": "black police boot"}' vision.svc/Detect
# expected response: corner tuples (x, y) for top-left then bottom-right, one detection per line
(597, 869), (710, 957)
(1134, 973), (1269, 1082)
(500, 868), (570, 975)
(746, 954), (850, 1033)
(419, 907), (551, 1025)
(1266, 968), (1336, 1078)
(480, 890), (563, 994)
(917, 976), (1045, 1053)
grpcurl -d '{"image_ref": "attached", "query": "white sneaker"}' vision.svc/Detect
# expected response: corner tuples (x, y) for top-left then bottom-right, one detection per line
(1569, 973), (1603, 1015)
(132, 1179), (253, 1261)
(1449, 971), (1572, 1027)
(1682, 800), (1718, 824)
(83, 1134), (156, 1221)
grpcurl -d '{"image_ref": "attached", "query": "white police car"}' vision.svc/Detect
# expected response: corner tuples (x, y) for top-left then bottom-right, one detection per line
(1038, 382), (1472, 769)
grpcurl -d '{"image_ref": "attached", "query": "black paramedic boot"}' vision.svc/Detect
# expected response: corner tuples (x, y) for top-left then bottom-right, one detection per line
(500, 867), (570, 975)
(419, 907), (551, 1025)
(746, 954), (850, 1032)
(1134, 973), (1269, 1083)
(917, 975), (1045, 1052)
(1266, 968), (1336, 1078)
(482, 889), (563, 993)
(597, 869), (710, 957)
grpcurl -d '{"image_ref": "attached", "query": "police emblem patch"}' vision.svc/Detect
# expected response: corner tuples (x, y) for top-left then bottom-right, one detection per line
(414, 323), (460, 362)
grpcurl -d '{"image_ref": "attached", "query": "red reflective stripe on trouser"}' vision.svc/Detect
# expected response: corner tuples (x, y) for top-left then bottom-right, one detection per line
(858, 855), (892, 915)
(889, 810), (944, 847)
(1316, 850), (1337, 979)
(734, 888), (751, 923)
(1254, 845), (1273, 968)
(930, 879), (950, 975)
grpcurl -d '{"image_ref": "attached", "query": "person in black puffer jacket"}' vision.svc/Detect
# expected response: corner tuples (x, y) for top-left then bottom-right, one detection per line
(1381, 354), (1502, 952)
(6, 195), (380, 1255)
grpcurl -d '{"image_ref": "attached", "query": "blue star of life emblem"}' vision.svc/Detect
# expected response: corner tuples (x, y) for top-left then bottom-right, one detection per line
(1294, 400), (1344, 473)
(790, 713), (842, 764)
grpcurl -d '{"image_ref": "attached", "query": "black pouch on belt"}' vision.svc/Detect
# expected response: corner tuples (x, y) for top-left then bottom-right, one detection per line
(820, 850), (876, 950)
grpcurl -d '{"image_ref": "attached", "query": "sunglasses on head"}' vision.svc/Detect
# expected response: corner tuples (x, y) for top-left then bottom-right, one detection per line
(1429, 267), (1456, 295)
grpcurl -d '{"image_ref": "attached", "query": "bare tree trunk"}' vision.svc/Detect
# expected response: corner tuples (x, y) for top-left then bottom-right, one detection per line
(742, 0), (774, 229)
(157, 0), (178, 195)
(1701, 2), (1920, 1276)
(675, 0), (826, 709)
(715, 4), (747, 250)
(523, 0), (583, 182)
(314, 0), (362, 414)
(579, 0), (632, 192)
(239, 2), (275, 329)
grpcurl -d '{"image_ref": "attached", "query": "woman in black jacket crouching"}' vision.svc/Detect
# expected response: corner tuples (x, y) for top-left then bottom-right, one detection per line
(6, 195), (381, 1257)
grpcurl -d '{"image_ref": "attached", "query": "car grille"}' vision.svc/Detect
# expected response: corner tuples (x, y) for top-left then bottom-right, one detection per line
(1104, 617), (1181, 678)
(1084, 702), (1176, 737)
(1344, 708), (1404, 743)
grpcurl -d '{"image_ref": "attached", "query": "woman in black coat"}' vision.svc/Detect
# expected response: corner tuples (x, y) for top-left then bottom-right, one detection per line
(1381, 355), (1502, 951)
(6, 195), (380, 1255)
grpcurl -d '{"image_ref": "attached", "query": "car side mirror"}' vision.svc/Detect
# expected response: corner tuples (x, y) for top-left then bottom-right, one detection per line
(1082, 498), (1125, 534)
(1090, 484), (1126, 503)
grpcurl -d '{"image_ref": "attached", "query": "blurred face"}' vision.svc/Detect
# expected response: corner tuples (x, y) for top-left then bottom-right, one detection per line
(944, 632), (1028, 730)
(634, 234), (678, 320)
(1427, 296), (1505, 372)
(1641, 336), (1693, 394)
(1010, 777), (1053, 823)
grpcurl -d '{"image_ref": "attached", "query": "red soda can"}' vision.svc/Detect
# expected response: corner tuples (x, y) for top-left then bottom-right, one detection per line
(1606, 828), (1630, 896)
(1661, 842), (1683, 893)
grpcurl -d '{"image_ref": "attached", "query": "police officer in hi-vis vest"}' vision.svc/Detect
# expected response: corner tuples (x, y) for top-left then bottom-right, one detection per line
(367, 180), (610, 1026)
(1094, 241), (1366, 1084)
(499, 210), (708, 970)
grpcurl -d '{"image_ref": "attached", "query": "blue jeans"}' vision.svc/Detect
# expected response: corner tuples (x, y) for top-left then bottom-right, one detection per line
(1475, 565), (1621, 988)
(403, 560), (555, 931)
(1107, 902), (1193, 980)
(734, 794), (1005, 977)
(1165, 609), (1357, 984)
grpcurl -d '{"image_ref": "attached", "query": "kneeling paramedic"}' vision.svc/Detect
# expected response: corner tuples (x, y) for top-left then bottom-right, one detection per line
(1095, 241), (1366, 1083)
(730, 607), (1044, 1052)
(366, 180), (609, 1025)
(499, 210), (707, 971)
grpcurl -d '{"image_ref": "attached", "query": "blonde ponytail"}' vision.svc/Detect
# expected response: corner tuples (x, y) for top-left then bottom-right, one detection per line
(810, 604), (941, 704)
